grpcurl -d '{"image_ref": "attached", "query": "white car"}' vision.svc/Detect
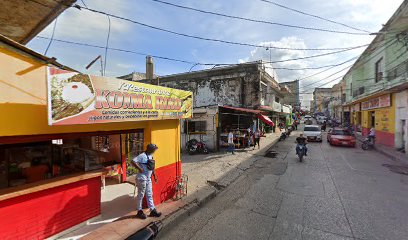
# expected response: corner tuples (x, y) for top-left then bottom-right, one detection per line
(316, 116), (327, 124)
(303, 115), (312, 124)
(303, 125), (322, 142)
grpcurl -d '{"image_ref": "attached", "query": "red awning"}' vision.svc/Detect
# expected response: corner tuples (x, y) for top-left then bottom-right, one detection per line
(221, 106), (261, 114)
(258, 114), (275, 127)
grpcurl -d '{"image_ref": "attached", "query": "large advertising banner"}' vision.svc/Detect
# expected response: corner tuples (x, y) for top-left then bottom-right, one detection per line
(47, 67), (193, 125)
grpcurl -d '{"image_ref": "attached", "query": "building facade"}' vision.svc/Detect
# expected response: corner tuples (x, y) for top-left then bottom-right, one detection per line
(136, 62), (290, 151)
(342, 0), (408, 153)
(280, 79), (300, 108)
(313, 88), (332, 115)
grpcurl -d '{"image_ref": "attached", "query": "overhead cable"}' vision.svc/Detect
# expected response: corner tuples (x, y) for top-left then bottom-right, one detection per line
(150, 0), (369, 36)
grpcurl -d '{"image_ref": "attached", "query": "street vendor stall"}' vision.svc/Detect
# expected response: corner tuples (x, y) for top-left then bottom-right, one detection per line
(0, 36), (192, 240)
(219, 106), (260, 149)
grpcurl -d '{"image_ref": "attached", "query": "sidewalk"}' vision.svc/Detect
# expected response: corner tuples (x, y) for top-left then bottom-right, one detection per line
(355, 132), (408, 163)
(78, 132), (280, 240)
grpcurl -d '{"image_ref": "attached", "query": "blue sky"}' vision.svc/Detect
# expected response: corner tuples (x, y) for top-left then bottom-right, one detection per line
(27, 0), (404, 105)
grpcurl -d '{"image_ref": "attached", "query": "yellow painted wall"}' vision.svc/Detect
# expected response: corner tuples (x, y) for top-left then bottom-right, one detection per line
(360, 94), (395, 133)
(0, 43), (181, 168)
(362, 111), (369, 128)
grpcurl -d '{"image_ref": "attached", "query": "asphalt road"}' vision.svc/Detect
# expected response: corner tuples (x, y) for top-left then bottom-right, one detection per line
(158, 128), (408, 240)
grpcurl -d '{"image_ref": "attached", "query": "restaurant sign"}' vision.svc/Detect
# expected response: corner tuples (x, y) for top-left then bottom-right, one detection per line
(361, 94), (391, 111)
(47, 67), (193, 125)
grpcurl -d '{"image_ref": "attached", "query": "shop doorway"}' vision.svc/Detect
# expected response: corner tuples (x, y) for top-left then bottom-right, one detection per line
(123, 130), (144, 177)
(369, 111), (376, 128)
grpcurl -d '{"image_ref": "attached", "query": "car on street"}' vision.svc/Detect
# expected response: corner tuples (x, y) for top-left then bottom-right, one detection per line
(316, 116), (327, 124)
(327, 128), (356, 147)
(303, 125), (322, 142)
(303, 115), (313, 125)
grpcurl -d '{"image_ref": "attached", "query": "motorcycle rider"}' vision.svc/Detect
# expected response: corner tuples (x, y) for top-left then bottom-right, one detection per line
(368, 126), (376, 143)
(296, 134), (308, 156)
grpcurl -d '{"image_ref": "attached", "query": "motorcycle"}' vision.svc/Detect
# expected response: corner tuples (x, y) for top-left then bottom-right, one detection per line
(297, 144), (306, 162)
(362, 137), (375, 150)
(186, 139), (209, 155)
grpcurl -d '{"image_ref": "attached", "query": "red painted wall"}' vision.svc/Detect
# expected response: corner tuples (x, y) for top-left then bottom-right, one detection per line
(362, 127), (394, 147)
(0, 177), (101, 240)
(141, 161), (181, 207)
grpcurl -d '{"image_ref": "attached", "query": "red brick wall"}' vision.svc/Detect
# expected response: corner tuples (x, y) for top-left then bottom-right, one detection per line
(0, 177), (101, 240)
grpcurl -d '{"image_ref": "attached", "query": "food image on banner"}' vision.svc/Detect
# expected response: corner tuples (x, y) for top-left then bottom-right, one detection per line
(50, 72), (95, 121)
(48, 67), (193, 125)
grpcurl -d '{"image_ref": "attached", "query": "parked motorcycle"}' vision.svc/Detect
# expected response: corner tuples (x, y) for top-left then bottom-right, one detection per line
(297, 144), (306, 162)
(362, 137), (375, 150)
(186, 139), (209, 155)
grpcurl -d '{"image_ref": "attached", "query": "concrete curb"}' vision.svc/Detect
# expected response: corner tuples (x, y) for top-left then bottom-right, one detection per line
(156, 137), (280, 237)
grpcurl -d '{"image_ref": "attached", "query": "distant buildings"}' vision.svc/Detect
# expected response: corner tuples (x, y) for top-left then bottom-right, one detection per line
(280, 79), (300, 109)
(122, 61), (294, 151)
(312, 88), (331, 115)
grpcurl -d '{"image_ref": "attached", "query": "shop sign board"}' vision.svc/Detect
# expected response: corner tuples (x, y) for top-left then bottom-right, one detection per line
(47, 67), (193, 125)
(361, 94), (391, 111)
(352, 103), (360, 112)
(282, 105), (291, 114)
(272, 101), (281, 112)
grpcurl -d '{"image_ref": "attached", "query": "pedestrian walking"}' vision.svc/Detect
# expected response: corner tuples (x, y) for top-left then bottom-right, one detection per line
(254, 129), (261, 149)
(228, 130), (235, 154)
(132, 143), (162, 219)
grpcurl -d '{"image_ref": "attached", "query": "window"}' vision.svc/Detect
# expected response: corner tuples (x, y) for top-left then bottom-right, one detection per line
(375, 58), (384, 82)
(304, 126), (320, 132)
(185, 121), (207, 133)
(332, 130), (352, 136)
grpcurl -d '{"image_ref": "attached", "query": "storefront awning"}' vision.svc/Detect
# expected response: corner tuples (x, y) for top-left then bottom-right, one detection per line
(258, 114), (275, 127)
(221, 106), (261, 114)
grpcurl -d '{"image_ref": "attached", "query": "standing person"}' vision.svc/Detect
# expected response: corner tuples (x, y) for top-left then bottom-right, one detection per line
(228, 130), (235, 154)
(254, 129), (261, 149)
(132, 144), (162, 219)
(294, 120), (298, 130)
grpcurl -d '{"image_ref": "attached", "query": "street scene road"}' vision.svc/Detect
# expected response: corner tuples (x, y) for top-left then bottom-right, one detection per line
(2, 1), (408, 239)
(159, 127), (408, 240)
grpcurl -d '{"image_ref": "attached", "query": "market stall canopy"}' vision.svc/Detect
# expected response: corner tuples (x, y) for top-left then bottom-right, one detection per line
(258, 114), (275, 127)
(0, 0), (76, 44)
(221, 106), (261, 114)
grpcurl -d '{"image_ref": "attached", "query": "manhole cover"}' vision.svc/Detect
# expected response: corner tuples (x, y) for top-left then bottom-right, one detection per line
(382, 164), (408, 175)
(265, 151), (278, 158)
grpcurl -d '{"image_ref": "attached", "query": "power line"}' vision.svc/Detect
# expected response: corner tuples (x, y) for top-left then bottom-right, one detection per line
(70, 4), (371, 51)
(149, 0), (369, 36)
(299, 38), (398, 91)
(35, 36), (202, 65)
(302, 41), (407, 93)
(103, 15), (111, 76)
(297, 56), (358, 80)
(259, 0), (371, 33)
(265, 58), (357, 71)
(302, 64), (353, 89)
(35, 36), (368, 67)
(44, 18), (58, 55)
